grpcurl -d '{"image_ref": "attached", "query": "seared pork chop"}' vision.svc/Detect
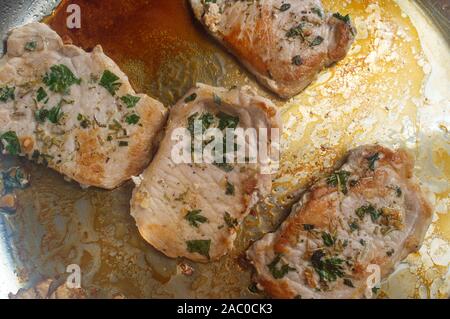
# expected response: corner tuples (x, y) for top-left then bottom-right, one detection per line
(247, 145), (432, 298)
(130, 84), (281, 262)
(190, 0), (356, 98)
(0, 23), (167, 189)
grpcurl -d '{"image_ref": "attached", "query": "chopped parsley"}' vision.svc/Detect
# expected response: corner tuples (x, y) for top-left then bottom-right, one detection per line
(278, 3), (291, 12)
(327, 171), (351, 194)
(35, 109), (49, 122)
(267, 254), (295, 279)
(217, 112), (239, 130)
(47, 103), (64, 124)
(321, 232), (335, 247)
(355, 205), (382, 222)
(310, 36), (324, 47)
(187, 112), (214, 135)
(0, 131), (21, 156)
(303, 224), (315, 231)
(286, 24), (305, 40)
(186, 239), (211, 259)
(184, 93), (197, 103)
(0, 86), (15, 103)
(225, 180), (235, 196)
(36, 87), (48, 103)
(125, 113), (140, 125)
(292, 55), (303, 66)
(311, 7), (323, 18)
(24, 41), (37, 51)
(386, 249), (395, 257)
(99, 70), (121, 96)
(311, 250), (345, 282)
(367, 153), (380, 171)
(43, 64), (81, 94)
(349, 220), (359, 232)
(185, 210), (208, 228)
(120, 94), (141, 108)
(224, 212), (238, 229)
(343, 278), (355, 288)
(118, 141), (129, 147)
(333, 12), (351, 24)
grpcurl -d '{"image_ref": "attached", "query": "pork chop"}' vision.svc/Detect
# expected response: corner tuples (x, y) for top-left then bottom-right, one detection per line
(130, 83), (281, 262)
(190, 0), (356, 99)
(0, 23), (168, 189)
(247, 145), (432, 298)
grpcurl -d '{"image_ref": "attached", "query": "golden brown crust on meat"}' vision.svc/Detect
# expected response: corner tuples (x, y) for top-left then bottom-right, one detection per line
(74, 129), (106, 186)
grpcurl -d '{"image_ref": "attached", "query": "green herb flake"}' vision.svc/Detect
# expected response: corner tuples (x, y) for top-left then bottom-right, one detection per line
(349, 220), (359, 232)
(292, 55), (303, 66)
(310, 36), (324, 47)
(267, 254), (295, 279)
(0, 131), (21, 156)
(225, 180), (235, 196)
(355, 205), (382, 222)
(286, 24), (305, 39)
(367, 153), (380, 171)
(343, 279), (355, 288)
(217, 112), (239, 130)
(312, 7), (323, 18)
(185, 209), (208, 228)
(311, 250), (345, 282)
(120, 94), (141, 108)
(0, 86), (15, 103)
(279, 3), (291, 12)
(321, 232), (335, 247)
(186, 239), (211, 259)
(35, 109), (49, 123)
(47, 103), (64, 124)
(118, 141), (129, 147)
(36, 87), (48, 103)
(327, 171), (351, 194)
(184, 93), (197, 103)
(333, 12), (351, 24)
(303, 224), (315, 231)
(25, 41), (37, 51)
(224, 212), (238, 229)
(99, 70), (121, 96)
(43, 64), (81, 94)
(125, 114), (140, 125)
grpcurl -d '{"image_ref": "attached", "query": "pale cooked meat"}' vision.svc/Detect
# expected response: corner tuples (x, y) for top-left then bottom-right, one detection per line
(247, 145), (432, 299)
(0, 23), (167, 189)
(190, 0), (356, 98)
(130, 84), (281, 262)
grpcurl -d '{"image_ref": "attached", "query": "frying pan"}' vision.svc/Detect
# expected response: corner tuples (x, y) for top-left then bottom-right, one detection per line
(0, 0), (449, 299)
